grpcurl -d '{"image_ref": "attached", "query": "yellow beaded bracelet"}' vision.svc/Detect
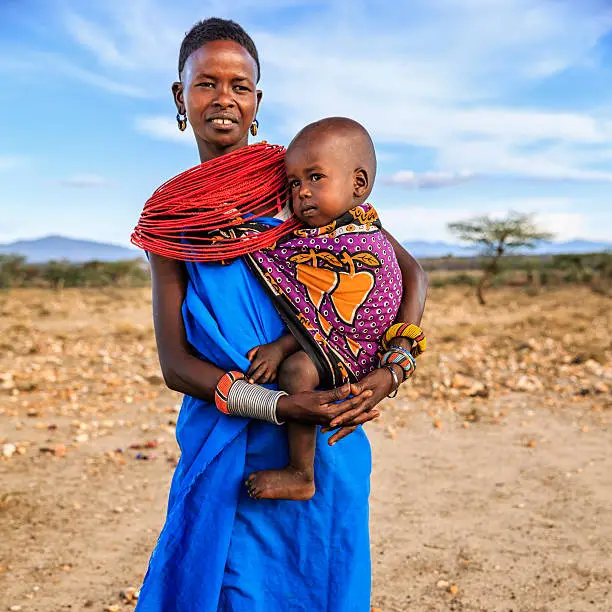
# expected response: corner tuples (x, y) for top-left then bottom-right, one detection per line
(382, 323), (427, 357)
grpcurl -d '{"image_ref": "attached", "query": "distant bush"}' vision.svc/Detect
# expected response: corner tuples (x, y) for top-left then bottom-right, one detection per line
(2, 251), (610, 294)
(0, 255), (150, 289)
(426, 251), (611, 294)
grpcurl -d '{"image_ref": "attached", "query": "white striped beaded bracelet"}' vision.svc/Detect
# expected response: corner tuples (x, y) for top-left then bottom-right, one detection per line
(215, 370), (286, 425)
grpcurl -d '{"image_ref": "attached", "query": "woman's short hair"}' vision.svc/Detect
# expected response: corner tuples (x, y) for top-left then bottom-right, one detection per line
(178, 17), (260, 82)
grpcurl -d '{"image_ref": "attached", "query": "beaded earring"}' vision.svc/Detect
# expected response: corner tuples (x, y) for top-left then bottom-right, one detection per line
(176, 112), (187, 132)
(250, 119), (259, 136)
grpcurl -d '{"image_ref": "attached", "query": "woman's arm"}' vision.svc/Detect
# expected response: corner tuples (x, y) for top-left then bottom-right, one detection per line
(149, 253), (372, 423)
(383, 229), (428, 326)
(149, 253), (224, 400)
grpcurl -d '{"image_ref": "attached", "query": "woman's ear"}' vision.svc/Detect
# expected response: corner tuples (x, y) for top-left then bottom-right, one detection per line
(353, 168), (369, 198)
(172, 81), (185, 113)
(255, 90), (263, 118)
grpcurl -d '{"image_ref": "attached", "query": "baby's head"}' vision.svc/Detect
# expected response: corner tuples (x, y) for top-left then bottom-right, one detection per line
(285, 117), (376, 227)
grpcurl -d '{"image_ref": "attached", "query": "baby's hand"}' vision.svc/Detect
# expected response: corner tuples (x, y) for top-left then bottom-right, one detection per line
(246, 342), (287, 384)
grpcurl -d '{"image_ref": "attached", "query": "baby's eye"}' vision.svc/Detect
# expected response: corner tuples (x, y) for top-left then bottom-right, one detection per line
(289, 179), (300, 189)
(310, 173), (323, 182)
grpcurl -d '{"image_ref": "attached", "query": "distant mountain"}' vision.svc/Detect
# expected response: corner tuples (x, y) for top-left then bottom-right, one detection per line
(537, 240), (612, 255)
(403, 239), (612, 259)
(0, 235), (142, 263)
(401, 241), (478, 258)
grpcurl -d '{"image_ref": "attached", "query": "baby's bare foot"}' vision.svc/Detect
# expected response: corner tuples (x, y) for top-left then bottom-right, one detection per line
(246, 467), (315, 501)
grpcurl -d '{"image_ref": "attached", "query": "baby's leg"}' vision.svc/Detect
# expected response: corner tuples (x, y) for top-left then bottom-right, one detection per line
(246, 351), (320, 501)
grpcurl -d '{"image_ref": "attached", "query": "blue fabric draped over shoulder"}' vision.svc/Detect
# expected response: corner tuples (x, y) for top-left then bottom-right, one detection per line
(136, 218), (372, 612)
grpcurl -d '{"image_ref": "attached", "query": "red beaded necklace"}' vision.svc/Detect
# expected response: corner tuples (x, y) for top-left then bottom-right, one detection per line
(131, 142), (301, 261)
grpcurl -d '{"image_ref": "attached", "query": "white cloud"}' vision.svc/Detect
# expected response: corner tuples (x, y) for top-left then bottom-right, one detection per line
(57, 174), (111, 188)
(252, 0), (612, 182)
(433, 139), (612, 183)
(0, 156), (26, 171)
(64, 12), (133, 69)
(12, 0), (611, 187)
(134, 116), (194, 144)
(377, 197), (592, 242)
(534, 212), (588, 240)
(0, 50), (151, 98)
(60, 62), (151, 98)
(3, 0), (612, 246)
(386, 170), (477, 189)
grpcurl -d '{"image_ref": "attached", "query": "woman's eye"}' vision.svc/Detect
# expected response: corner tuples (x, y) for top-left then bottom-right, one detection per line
(234, 85), (250, 92)
(197, 82), (214, 88)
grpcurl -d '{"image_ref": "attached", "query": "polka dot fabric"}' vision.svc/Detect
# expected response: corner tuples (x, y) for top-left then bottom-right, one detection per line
(252, 204), (402, 382)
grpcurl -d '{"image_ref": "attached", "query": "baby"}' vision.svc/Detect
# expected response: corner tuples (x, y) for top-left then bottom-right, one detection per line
(245, 117), (403, 501)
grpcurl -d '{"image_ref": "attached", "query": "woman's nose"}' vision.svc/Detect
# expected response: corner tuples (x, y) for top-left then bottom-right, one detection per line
(213, 86), (234, 107)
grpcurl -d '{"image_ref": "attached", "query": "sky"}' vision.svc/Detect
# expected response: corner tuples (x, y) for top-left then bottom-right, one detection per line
(1, 0), (612, 246)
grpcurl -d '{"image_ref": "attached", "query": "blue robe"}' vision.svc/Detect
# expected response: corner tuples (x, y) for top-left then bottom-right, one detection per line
(136, 242), (372, 611)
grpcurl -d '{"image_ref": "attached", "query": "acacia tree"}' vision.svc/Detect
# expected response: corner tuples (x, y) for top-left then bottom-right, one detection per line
(448, 212), (553, 304)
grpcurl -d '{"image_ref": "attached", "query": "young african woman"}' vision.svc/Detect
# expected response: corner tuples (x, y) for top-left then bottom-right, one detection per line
(134, 18), (428, 612)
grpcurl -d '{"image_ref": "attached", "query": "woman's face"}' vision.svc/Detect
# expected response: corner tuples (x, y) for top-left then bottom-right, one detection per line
(173, 40), (262, 158)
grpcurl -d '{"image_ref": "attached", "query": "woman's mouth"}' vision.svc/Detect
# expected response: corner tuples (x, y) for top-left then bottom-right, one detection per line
(208, 118), (238, 130)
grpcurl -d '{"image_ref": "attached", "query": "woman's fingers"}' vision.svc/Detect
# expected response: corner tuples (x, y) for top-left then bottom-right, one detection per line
(327, 388), (376, 422)
(349, 380), (367, 397)
(345, 409), (380, 427)
(323, 408), (380, 437)
(350, 390), (380, 415)
(246, 347), (259, 361)
(328, 408), (381, 445)
(322, 390), (373, 421)
(317, 383), (351, 405)
(329, 402), (373, 428)
(326, 407), (380, 432)
(328, 426), (358, 446)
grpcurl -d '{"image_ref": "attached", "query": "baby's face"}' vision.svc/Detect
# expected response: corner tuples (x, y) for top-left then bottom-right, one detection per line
(285, 138), (355, 227)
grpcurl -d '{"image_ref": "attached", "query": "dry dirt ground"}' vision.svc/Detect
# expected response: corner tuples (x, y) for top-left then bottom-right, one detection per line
(1, 286), (610, 612)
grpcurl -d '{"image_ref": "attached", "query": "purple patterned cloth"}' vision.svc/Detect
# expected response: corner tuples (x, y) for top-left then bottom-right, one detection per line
(245, 204), (402, 386)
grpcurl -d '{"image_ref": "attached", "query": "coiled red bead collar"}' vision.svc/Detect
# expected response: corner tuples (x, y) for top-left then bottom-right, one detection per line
(131, 142), (301, 261)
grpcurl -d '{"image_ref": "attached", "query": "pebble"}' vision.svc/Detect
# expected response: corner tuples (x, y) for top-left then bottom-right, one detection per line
(2, 443), (16, 458)
(120, 587), (140, 602)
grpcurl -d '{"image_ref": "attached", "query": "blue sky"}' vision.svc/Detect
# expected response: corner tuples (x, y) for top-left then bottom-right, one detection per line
(1, 0), (612, 246)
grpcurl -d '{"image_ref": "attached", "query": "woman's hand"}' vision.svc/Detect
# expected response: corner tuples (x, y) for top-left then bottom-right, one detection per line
(276, 384), (376, 430)
(321, 364), (403, 445)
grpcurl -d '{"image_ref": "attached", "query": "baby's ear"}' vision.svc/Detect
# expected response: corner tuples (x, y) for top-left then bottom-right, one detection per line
(353, 168), (369, 198)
